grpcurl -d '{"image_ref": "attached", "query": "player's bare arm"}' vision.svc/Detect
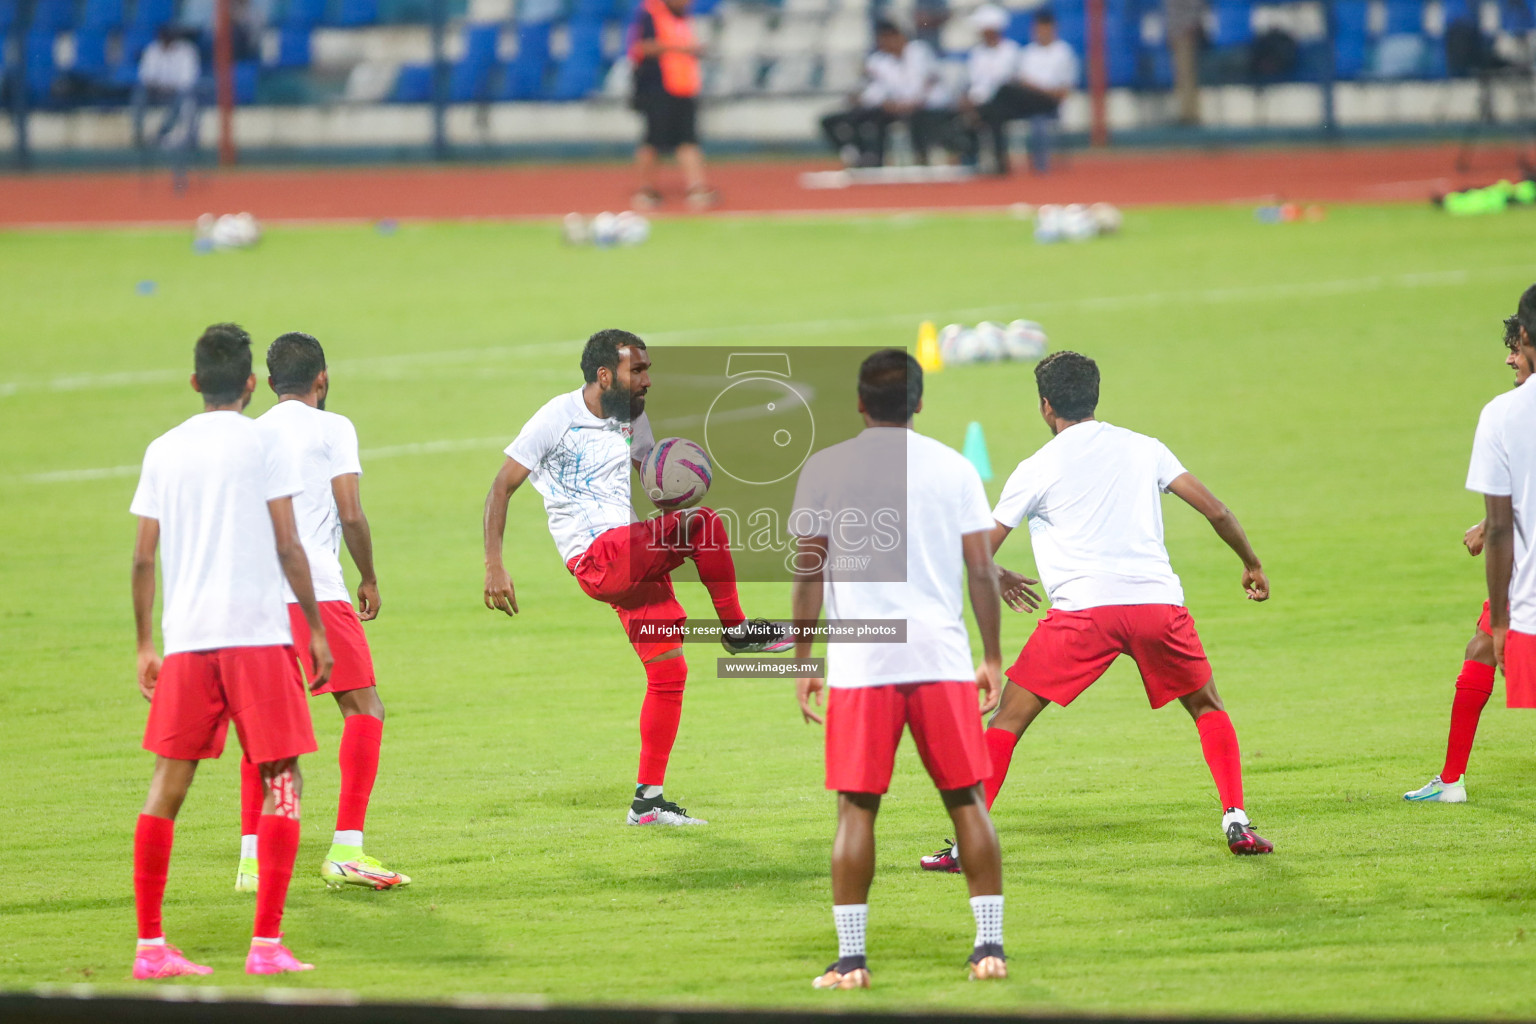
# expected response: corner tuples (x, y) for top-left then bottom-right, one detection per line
(962, 529), (1004, 713)
(482, 457), (533, 616)
(131, 516), (162, 701)
(1166, 472), (1269, 601)
(1465, 519), (1487, 556)
(985, 520), (1042, 613)
(791, 535), (829, 725)
(332, 472), (379, 620)
(271, 495), (334, 689)
(1484, 494), (1514, 672)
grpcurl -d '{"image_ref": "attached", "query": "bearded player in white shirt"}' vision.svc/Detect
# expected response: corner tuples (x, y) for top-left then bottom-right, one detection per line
(1405, 310), (1536, 803)
(922, 351), (1273, 872)
(792, 349), (1012, 988)
(129, 323), (332, 979)
(483, 330), (790, 827)
(229, 333), (409, 894)
(1467, 287), (1536, 733)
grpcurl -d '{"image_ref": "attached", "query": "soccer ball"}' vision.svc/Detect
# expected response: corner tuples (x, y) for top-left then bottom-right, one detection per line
(1090, 202), (1122, 235)
(591, 211), (620, 248)
(1034, 204), (1063, 243)
(972, 321), (1007, 362)
(937, 323), (966, 363)
(1062, 204), (1097, 242)
(1002, 319), (1048, 361)
(615, 211), (651, 246)
(640, 437), (712, 510)
(950, 327), (985, 365)
(561, 212), (591, 245)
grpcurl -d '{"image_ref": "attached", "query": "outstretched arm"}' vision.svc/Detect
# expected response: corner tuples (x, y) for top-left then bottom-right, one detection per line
(333, 473), (379, 620)
(272, 496), (333, 690)
(1167, 472), (1269, 601)
(1485, 494), (1514, 672)
(132, 517), (161, 701)
(963, 529), (1003, 713)
(484, 457), (533, 616)
(792, 536), (828, 724)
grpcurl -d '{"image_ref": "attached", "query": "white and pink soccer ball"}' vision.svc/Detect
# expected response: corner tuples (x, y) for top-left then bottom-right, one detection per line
(640, 437), (712, 509)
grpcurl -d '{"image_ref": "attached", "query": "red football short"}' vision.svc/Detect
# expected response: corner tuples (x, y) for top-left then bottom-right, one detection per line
(1504, 630), (1536, 708)
(568, 515), (693, 662)
(823, 681), (991, 794)
(1477, 601), (1493, 637)
(288, 601), (376, 694)
(145, 645), (317, 764)
(1008, 604), (1212, 710)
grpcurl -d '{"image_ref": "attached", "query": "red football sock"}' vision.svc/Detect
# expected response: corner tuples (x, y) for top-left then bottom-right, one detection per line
(1441, 660), (1495, 784)
(680, 508), (745, 628)
(239, 755), (263, 836)
(982, 727), (1019, 810)
(1196, 710), (1244, 810)
(254, 814), (300, 938)
(336, 714), (384, 834)
(637, 655), (688, 786)
(133, 814), (175, 941)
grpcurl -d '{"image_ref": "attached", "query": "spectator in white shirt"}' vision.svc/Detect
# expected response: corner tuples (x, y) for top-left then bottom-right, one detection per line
(132, 26), (202, 158)
(820, 20), (954, 167)
(959, 9), (1077, 174)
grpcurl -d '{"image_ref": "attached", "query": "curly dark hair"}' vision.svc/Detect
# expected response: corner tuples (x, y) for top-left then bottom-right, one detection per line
(858, 348), (922, 423)
(1504, 283), (1536, 352)
(580, 329), (647, 384)
(1034, 350), (1099, 421)
(266, 332), (327, 395)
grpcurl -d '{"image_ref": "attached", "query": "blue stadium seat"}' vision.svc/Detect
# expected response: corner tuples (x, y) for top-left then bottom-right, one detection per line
(25, 28), (57, 102)
(445, 22), (497, 100)
(1500, 0), (1535, 32)
(0, 1), (15, 33)
(499, 20), (550, 99)
(1210, 0), (1253, 48)
(234, 58), (258, 102)
(391, 61), (432, 101)
(1381, 0), (1423, 34)
(1441, 0), (1477, 20)
(131, 0), (174, 31)
(572, 0), (614, 18)
(1331, 0), (1370, 79)
(274, 23), (311, 66)
(1099, 5), (1138, 87)
(282, 0), (327, 27)
(550, 15), (602, 98)
(80, 0), (122, 30)
(32, 0), (75, 33)
(334, 0), (377, 26)
(74, 25), (109, 73)
(119, 20), (152, 60)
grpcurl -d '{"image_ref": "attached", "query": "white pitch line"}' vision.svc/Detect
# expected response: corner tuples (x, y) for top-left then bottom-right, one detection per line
(2, 262), (1530, 403)
(13, 435), (512, 486)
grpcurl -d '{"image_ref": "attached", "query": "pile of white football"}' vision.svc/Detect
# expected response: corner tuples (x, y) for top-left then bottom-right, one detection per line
(562, 211), (651, 248)
(1032, 202), (1122, 244)
(939, 320), (1048, 365)
(194, 212), (262, 251)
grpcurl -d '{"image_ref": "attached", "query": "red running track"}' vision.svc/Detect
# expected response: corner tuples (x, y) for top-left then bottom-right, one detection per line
(0, 143), (1524, 228)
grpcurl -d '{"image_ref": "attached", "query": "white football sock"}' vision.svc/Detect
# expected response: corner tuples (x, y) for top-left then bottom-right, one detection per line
(137, 936), (166, 948)
(833, 903), (868, 960)
(1222, 808), (1250, 831)
(252, 936), (281, 945)
(332, 829), (363, 849)
(240, 834), (257, 860)
(637, 784), (664, 800)
(970, 894), (1004, 947)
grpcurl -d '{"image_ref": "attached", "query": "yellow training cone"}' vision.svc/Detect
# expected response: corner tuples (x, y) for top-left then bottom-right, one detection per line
(916, 320), (943, 373)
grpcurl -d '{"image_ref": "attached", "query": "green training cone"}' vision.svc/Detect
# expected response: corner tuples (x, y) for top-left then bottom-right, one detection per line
(963, 421), (993, 482)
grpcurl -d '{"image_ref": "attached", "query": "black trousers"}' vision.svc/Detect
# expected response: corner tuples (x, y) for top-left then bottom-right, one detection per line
(821, 107), (963, 166)
(970, 83), (1060, 173)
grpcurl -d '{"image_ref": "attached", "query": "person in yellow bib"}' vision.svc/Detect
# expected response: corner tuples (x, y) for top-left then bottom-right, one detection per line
(627, 0), (717, 210)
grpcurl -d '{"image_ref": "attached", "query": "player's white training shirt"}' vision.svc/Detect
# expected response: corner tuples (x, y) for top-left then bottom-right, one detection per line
(130, 411), (302, 654)
(790, 428), (995, 688)
(993, 420), (1187, 611)
(967, 38), (1022, 104)
(506, 387), (656, 563)
(256, 400), (363, 605)
(1466, 383), (1536, 631)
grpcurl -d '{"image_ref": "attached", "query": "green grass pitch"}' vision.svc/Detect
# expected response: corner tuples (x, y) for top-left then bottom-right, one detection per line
(2, 203), (1534, 1017)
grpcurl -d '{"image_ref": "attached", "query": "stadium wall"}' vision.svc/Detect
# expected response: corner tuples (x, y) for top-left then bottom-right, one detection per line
(2, 79), (1528, 159)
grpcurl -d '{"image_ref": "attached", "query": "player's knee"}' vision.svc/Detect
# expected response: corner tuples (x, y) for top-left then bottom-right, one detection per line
(1467, 631), (1495, 666)
(1181, 679), (1224, 719)
(643, 649), (688, 694)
